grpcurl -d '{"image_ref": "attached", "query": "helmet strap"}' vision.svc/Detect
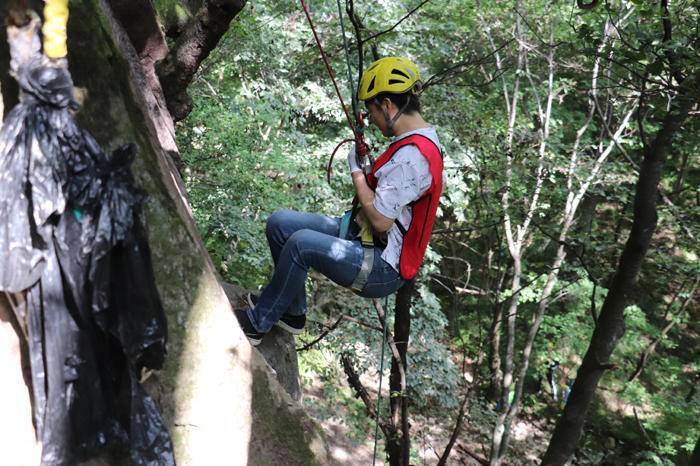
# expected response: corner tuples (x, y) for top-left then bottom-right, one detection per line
(376, 96), (411, 136)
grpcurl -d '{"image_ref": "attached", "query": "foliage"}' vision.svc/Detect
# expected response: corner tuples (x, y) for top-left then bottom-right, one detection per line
(177, 0), (699, 463)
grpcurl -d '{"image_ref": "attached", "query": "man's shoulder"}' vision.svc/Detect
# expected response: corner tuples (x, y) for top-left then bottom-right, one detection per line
(394, 127), (440, 147)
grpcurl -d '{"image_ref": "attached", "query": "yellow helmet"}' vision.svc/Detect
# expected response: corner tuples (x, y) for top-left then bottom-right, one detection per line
(358, 56), (422, 101)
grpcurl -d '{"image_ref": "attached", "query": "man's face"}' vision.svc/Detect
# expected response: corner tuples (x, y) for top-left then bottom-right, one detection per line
(364, 99), (392, 138)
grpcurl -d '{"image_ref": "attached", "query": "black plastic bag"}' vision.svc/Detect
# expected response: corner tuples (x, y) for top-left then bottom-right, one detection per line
(0, 17), (174, 466)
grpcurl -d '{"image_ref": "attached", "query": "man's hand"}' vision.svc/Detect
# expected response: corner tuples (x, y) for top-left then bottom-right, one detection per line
(347, 140), (371, 174)
(347, 144), (362, 173)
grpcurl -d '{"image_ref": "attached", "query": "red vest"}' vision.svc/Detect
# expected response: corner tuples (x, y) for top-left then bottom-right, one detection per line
(367, 134), (443, 280)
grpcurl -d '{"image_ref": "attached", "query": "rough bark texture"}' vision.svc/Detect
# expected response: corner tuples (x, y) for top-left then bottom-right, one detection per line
(221, 282), (302, 401)
(108, 0), (184, 169)
(388, 281), (413, 466)
(0, 1), (330, 464)
(486, 303), (503, 399)
(156, 0), (247, 121)
(540, 72), (699, 466)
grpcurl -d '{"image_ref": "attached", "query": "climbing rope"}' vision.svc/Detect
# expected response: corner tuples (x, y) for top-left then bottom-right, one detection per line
(336, 0), (359, 124)
(299, 0), (359, 140)
(299, 0), (371, 184)
(372, 295), (390, 466)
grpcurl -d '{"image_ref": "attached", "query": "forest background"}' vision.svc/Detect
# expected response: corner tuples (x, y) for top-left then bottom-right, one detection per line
(164, 0), (699, 464)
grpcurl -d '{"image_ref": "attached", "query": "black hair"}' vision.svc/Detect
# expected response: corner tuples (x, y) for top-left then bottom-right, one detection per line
(373, 91), (421, 114)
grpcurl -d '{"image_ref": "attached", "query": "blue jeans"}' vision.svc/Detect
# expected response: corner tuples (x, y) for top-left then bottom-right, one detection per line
(248, 209), (405, 332)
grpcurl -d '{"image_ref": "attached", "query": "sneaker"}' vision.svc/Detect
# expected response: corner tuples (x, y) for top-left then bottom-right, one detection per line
(243, 292), (305, 335)
(275, 314), (306, 335)
(245, 292), (258, 309)
(233, 308), (265, 346)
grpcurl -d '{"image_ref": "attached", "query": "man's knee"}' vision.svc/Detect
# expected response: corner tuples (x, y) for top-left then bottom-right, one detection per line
(288, 229), (312, 246)
(265, 209), (291, 240)
(287, 229), (321, 259)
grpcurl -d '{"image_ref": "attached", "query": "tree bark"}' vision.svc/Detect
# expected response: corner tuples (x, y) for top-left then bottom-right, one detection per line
(487, 302), (503, 399)
(0, 2), (331, 463)
(388, 281), (414, 466)
(540, 71), (699, 466)
(156, 0), (247, 121)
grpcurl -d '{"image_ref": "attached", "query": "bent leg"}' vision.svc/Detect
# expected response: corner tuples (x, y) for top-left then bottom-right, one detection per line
(264, 210), (340, 314)
(249, 229), (362, 333)
(265, 210), (340, 264)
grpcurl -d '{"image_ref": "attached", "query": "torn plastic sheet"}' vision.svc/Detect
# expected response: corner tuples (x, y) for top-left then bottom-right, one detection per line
(0, 17), (174, 466)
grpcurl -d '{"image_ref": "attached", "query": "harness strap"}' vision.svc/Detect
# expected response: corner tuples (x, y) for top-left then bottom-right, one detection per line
(394, 219), (407, 236)
(351, 246), (374, 293)
(339, 208), (375, 293)
(339, 210), (353, 240)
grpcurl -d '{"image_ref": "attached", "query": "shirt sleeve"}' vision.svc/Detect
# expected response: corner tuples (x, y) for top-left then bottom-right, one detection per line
(372, 146), (432, 219)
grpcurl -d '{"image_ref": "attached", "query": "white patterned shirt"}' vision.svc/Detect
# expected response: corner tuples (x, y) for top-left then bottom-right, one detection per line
(372, 127), (443, 272)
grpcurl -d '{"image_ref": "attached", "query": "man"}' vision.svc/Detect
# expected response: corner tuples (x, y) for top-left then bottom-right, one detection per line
(235, 57), (444, 345)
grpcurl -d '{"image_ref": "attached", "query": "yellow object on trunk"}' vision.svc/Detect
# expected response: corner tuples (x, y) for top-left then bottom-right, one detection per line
(42, 0), (69, 59)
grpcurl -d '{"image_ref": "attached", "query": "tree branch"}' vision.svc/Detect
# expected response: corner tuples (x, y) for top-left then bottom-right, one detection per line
(628, 277), (698, 382)
(156, 0), (247, 121)
(437, 387), (470, 466)
(296, 314), (345, 352)
(423, 38), (515, 90)
(363, 0), (433, 43)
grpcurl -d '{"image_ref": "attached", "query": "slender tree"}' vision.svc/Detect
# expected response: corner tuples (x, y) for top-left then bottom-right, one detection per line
(540, 67), (700, 466)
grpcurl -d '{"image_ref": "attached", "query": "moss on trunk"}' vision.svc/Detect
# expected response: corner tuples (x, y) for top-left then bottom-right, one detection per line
(0, 1), (330, 464)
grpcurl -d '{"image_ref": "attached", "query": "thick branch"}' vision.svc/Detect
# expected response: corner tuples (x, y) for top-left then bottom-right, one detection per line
(374, 293), (410, 466)
(690, 435), (700, 466)
(437, 388), (470, 466)
(156, 0), (247, 121)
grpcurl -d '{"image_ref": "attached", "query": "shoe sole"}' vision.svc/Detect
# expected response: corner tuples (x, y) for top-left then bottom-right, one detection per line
(274, 320), (304, 335)
(247, 335), (263, 346)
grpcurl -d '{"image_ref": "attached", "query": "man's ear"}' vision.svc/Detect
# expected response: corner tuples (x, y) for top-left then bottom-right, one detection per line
(381, 97), (393, 112)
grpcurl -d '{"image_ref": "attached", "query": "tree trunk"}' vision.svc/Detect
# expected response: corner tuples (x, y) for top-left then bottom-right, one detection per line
(689, 434), (700, 466)
(156, 0), (247, 121)
(388, 281), (414, 466)
(0, 1), (330, 464)
(489, 269), (521, 465)
(540, 71), (699, 466)
(487, 302), (503, 400)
